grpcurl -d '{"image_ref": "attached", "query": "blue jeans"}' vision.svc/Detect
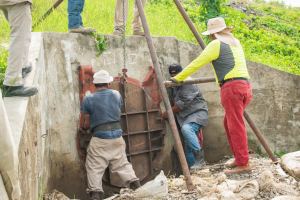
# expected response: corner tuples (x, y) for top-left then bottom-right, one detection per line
(181, 123), (202, 167)
(67, 0), (85, 29)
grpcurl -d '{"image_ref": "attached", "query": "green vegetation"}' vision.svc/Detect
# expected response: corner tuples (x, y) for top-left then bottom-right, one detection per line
(274, 151), (286, 157)
(196, 0), (227, 22)
(184, 0), (300, 74)
(91, 32), (107, 57)
(0, 47), (8, 88)
(0, 0), (299, 76)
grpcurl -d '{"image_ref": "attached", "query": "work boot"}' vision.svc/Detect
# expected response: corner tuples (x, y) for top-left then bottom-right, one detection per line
(90, 191), (102, 200)
(224, 162), (251, 175)
(22, 62), (32, 78)
(133, 29), (145, 36)
(112, 28), (125, 35)
(190, 149), (206, 170)
(2, 85), (38, 97)
(225, 159), (236, 168)
(130, 180), (141, 190)
(69, 26), (95, 34)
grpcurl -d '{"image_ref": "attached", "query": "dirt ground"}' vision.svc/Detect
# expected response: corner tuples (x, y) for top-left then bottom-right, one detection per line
(45, 154), (300, 200)
(105, 155), (300, 200)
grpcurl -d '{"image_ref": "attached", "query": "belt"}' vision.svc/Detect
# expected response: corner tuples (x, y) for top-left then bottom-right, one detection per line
(92, 121), (121, 133)
(220, 77), (250, 87)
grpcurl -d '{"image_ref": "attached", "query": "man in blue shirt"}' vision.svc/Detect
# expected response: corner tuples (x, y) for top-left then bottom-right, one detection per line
(80, 70), (140, 200)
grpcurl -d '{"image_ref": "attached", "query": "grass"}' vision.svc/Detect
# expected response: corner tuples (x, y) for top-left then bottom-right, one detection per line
(0, 47), (8, 88)
(31, 0), (196, 42)
(0, 0), (299, 82)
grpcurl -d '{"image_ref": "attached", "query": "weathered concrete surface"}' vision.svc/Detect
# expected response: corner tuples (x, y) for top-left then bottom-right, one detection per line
(4, 32), (300, 199)
(4, 33), (52, 200)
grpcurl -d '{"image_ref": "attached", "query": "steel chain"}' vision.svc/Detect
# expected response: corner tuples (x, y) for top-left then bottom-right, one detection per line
(122, 0), (127, 81)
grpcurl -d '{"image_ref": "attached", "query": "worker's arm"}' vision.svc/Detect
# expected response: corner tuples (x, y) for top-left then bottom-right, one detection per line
(174, 84), (201, 110)
(162, 105), (181, 119)
(82, 114), (90, 130)
(80, 97), (91, 130)
(173, 40), (220, 82)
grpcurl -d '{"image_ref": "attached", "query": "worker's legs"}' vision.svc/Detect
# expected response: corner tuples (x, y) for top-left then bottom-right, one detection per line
(86, 137), (109, 193)
(181, 123), (201, 167)
(114, 0), (129, 30)
(221, 81), (252, 166)
(131, 0), (147, 31)
(68, 0), (84, 29)
(3, 2), (31, 87)
(0, 91), (21, 200)
(109, 137), (138, 187)
(223, 115), (237, 158)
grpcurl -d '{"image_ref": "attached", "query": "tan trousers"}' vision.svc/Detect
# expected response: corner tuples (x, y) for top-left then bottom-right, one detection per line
(0, 90), (21, 200)
(0, 2), (31, 86)
(114, 0), (147, 31)
(86, 137), (138, 193)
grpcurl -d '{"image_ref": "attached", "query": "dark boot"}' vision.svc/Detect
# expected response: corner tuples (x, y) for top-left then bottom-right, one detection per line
(2, 85), (38, 97)
(22, 62), (32, 78)
(130, 180), (141, 190)
(90, 191), (102, 200)
(190, 149), (206, 170)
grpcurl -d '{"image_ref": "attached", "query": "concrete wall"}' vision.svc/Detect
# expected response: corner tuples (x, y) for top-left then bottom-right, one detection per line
(4, 32), (300, 199)
(4, 33), (51, 200)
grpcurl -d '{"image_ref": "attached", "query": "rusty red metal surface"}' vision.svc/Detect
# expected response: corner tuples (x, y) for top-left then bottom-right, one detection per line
(77, 66), (165, 188)
(77, 66), (95, 166)
(142, 66), (162, 106)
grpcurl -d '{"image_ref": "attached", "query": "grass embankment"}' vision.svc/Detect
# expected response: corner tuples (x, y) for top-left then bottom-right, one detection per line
(0, 0), (300, 87)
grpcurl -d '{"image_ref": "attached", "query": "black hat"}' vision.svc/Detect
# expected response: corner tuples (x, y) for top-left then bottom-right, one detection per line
(169, 63), (182, 75)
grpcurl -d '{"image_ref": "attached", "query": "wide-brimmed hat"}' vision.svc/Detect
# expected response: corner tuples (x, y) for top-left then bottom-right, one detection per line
(93, 70), (113, 84)
(202, 17), (233, 35)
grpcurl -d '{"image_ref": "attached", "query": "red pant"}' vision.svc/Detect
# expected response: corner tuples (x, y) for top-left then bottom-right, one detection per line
(221, 80), (252, 166)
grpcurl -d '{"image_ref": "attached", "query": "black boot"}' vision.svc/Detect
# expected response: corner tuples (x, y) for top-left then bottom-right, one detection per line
(90, 191), (102, 200)
(190, 149), (206, 170)
(130, 180), (141, 190)
(22, 62), (32, 78)
(2, 84), (38, 97)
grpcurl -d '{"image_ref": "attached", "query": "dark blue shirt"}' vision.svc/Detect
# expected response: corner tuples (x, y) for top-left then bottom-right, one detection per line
(80, 89), (123, 139)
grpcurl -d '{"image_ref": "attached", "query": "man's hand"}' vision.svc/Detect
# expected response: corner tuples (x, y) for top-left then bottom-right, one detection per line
(82, 114), (90, 130)
(162, 105), (181, 120)
(170, 77), (179, 83)
(162, 111), (168, 119)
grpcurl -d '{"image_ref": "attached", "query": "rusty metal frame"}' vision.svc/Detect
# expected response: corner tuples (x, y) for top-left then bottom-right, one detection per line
(118, 82), (165, 175)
